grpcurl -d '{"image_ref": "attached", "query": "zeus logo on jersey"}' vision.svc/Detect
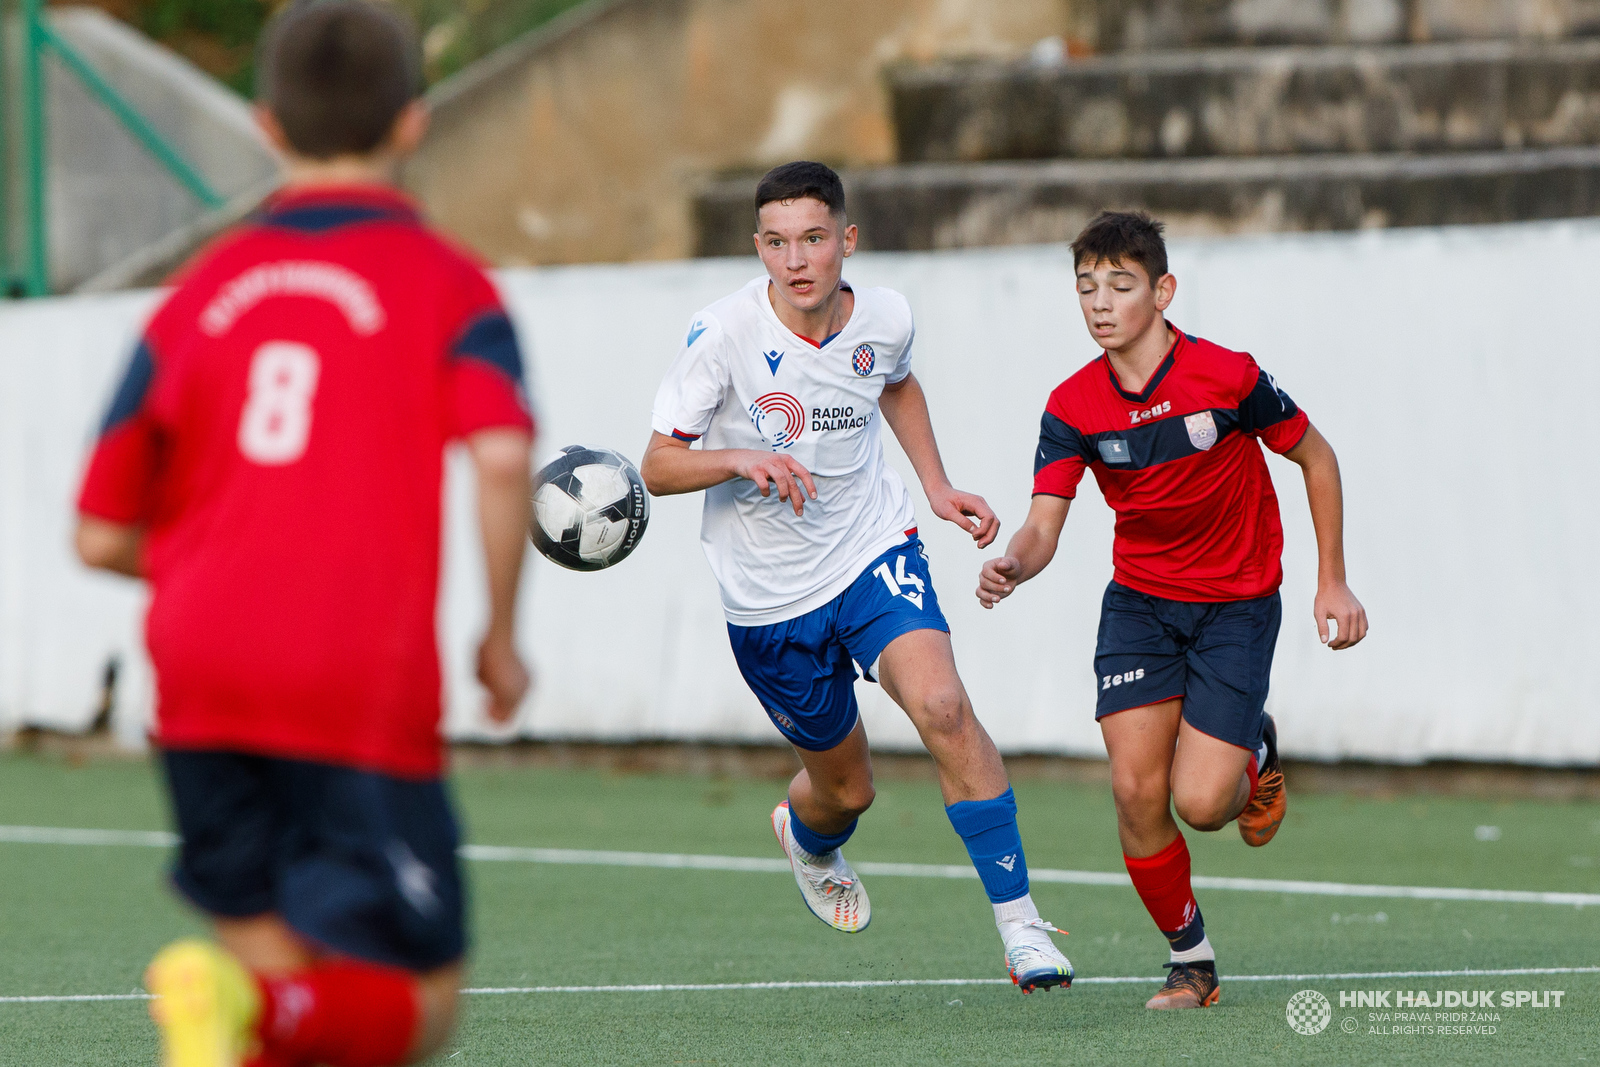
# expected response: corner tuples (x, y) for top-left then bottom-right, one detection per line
(1130, 400), (1171, 424)
(874, 555), (925, 609)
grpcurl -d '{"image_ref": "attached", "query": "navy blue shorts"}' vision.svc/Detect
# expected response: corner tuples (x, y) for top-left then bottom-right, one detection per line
(728, 536), (948, 752)
(1093, 581), (1282, 750)
(161, 749), (466, 972)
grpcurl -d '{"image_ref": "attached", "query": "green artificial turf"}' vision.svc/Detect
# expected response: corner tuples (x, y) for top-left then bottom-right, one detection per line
(1, 753), (1597, 1065)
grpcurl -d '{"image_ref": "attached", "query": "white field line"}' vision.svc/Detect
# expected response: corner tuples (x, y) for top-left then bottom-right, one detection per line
(6, 825), (1599, 908)
(7, 967), (1600, 1005)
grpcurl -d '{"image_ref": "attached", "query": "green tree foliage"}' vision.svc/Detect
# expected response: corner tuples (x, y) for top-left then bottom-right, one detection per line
(74, 0), (589, 96)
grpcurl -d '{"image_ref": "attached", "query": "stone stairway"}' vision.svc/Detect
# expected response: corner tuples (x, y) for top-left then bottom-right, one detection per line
(694, 1), (1600, 253)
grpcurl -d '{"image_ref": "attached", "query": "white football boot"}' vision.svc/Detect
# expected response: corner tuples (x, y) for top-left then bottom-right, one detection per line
(771, 801), (871, 933)
(996, 896), (1074, 993)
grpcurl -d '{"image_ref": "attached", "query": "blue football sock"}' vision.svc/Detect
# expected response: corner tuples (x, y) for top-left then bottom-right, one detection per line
(787, 802), (856, 856)
(945, 787), (1030, 904)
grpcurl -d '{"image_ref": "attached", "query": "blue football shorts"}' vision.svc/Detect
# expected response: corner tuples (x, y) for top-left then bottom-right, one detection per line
(727, 536), (949, 752)
(161, 749), (466, 971)
(1093, 580), (1282, 750)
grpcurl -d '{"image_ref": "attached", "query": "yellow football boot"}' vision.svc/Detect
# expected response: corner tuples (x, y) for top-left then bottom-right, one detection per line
(145, 939), (261, 1067)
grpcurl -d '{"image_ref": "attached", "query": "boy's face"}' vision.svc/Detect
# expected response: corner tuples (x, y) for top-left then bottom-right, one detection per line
(1076, 256), (1176, 351)
(755, 198), (857, 314)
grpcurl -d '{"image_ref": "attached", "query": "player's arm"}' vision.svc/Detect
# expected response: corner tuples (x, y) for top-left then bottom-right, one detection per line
(640, 432), (818, 517)
(878, 372), (998, 547)
(75, 517), (144, 578)
(1283, 422), (1368, 650)
(976, 495), (1071, 608)
(469, 427), (534, 722)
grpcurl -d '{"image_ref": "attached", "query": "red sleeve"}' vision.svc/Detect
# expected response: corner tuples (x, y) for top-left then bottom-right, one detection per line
(1032, 392), (1090, 498)
(446, 272), (535, 439)
(77, 338), (164, 523)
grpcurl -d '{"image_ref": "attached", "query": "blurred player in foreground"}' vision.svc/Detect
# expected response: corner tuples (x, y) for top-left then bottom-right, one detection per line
(641, 162), (1072, 992)
(978, 210), (1367, 1010)
(74, 2), (535, 1063)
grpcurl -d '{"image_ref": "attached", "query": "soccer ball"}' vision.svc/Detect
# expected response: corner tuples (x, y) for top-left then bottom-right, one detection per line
(530, 445), (650, 571)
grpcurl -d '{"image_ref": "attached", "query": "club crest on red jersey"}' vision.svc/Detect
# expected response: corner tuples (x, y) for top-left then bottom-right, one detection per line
(852, 344), (875, 376)
(1184, 411), (1218, 451)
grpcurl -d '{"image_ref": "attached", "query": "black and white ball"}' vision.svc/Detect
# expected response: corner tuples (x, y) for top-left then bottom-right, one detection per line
(530, 445), (650, 571)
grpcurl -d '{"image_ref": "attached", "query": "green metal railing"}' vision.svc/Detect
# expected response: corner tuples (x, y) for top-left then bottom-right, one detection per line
(3, 0), (225, 296)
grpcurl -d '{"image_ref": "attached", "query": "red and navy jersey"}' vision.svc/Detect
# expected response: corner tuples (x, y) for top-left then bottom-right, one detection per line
(76, 185), (534, 779)
(1033, 326), (1308, 603)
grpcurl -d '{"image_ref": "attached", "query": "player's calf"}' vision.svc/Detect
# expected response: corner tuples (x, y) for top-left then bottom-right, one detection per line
(1171, 779), (1249, 833)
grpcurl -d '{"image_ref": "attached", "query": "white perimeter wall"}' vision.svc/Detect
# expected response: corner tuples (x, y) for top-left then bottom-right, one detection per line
(3, 220), (1597, 765)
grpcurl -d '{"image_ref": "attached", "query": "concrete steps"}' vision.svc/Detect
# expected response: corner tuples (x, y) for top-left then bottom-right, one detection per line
(892, 39), (1600, 161)
(695, 146), (1600, 254)
(1073, 0), (1600, 51)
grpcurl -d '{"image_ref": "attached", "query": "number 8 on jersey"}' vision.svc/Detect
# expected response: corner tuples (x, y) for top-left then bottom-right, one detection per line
(238, 341), (320, 465)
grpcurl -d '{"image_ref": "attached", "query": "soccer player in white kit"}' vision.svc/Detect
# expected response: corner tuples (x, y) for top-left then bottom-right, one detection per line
(641, 162), (1073, 991)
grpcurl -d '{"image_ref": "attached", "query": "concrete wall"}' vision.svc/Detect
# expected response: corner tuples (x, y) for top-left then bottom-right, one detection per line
(2, 219), (1597, 766)
(402, 0), (1070, 267)
(46, 8), (277, 292)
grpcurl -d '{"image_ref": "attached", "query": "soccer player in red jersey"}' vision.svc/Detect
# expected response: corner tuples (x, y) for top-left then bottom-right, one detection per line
(73, 4), (534, 1064)
(977, 211), (1368, 1010)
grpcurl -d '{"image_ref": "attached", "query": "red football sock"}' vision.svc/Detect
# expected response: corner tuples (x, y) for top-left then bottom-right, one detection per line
(256, 960), (419, 1067)
(1245, 752), (1261, 798)
(1124, 834), (1200, 937)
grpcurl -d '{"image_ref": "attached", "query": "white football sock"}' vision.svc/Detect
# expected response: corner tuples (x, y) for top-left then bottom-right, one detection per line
(1170, 935), (1215, 965)
(993, 893), (1041, 930)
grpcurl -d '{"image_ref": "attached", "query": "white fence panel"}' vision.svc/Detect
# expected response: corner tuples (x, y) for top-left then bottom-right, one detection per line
(1, 219), (1595, 764)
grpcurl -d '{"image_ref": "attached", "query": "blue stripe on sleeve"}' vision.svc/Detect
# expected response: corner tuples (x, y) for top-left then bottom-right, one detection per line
(452, 311), (526, 383)
(99, 340), (155, 436)
(1034, 409), (1091, 476)
(1237, 368), (1301, 434)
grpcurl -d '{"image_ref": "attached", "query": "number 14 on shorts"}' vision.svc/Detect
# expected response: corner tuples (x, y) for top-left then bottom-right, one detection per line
(874, 554), (925, 610)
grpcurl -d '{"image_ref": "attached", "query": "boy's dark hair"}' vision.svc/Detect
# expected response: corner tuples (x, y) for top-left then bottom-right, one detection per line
(1071, 210), (1169, 284)
(257, 0), (422, 159)
(755, 162), (846, 226)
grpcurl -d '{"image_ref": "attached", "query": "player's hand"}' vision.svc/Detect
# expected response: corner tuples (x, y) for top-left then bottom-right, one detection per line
(1314, 581), (1368, 650)
(928, 485), (999, 548)
(477, 632), (530, 724)
(977, 556), (1022, 609)
(734, 450), (818, 516)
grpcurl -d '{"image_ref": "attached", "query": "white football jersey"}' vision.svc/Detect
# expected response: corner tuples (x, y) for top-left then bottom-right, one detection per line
(651, 277), (919, 626)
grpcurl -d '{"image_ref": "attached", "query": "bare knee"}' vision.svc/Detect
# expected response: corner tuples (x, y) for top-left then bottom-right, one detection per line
(907, 684), (971, 747)
(406, 967), (461, 1062)
(1111, 769), (1171, 836)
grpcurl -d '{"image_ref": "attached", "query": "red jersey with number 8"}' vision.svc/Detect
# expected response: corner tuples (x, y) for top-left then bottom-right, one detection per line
(76, 186), (534, 778)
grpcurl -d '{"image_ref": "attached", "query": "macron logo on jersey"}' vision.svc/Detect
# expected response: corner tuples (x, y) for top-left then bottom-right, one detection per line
(200, 261), (385, 338)
(764, 349), (784, 376)
(686, 321), (707, 347)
